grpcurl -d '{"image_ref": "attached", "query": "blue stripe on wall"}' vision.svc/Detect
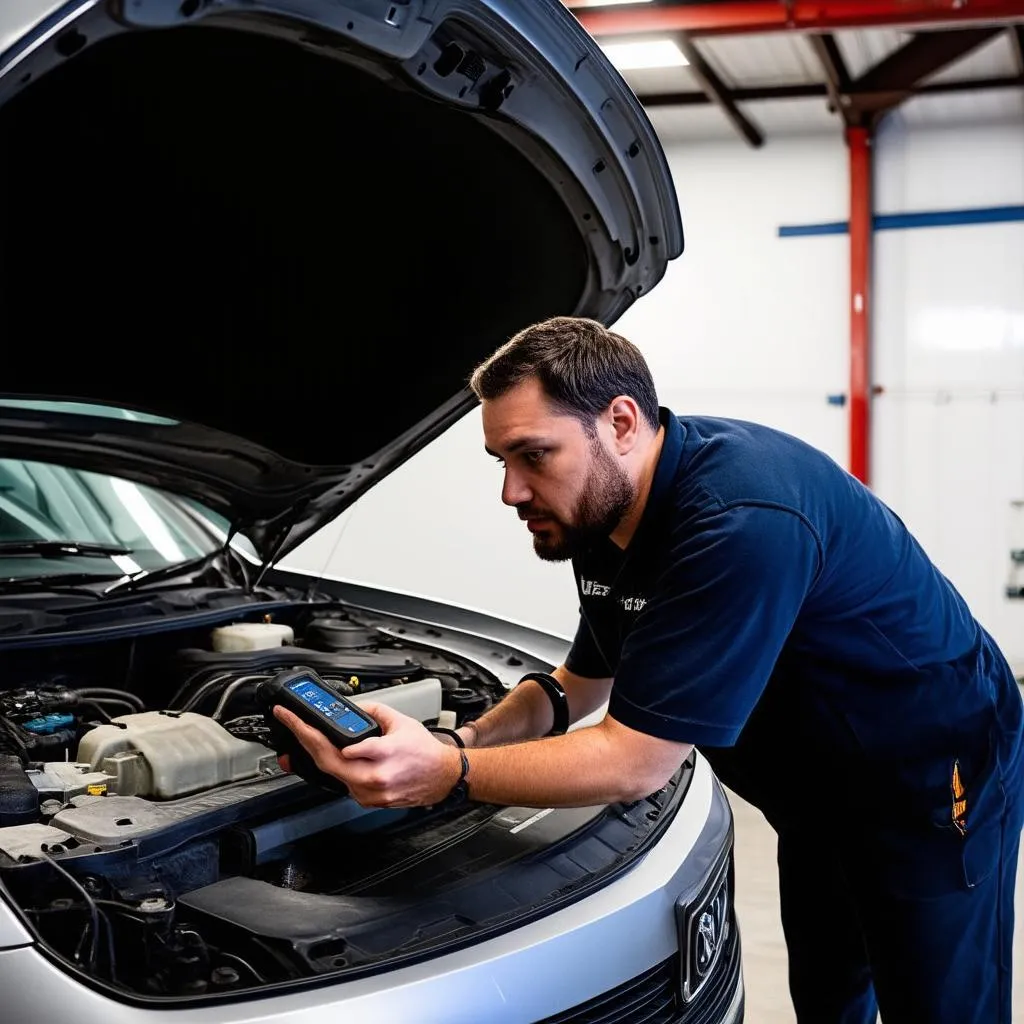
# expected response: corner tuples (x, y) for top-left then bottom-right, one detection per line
(779, 221), (848, 237)
(778, 204), (1024, 238)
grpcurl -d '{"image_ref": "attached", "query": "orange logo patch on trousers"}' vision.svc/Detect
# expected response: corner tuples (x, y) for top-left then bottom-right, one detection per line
(952, 759), (967, 837)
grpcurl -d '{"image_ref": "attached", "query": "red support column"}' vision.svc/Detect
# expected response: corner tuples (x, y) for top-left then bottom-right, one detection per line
(847, 126), (872, 486)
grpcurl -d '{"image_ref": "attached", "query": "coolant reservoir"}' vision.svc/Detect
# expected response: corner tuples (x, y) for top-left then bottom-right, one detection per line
(77, 712), (272, 799)
(211, 622), (294, 652)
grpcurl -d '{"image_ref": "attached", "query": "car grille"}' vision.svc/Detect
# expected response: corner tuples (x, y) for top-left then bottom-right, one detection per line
(540, 960), (678, 1024)
(538, 919), (740, 1024)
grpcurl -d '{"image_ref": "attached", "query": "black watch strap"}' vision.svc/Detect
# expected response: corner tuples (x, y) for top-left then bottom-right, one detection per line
(437, 749), (471, 809)
(429, 726), (465, 748)
(519, 672), (569, 736)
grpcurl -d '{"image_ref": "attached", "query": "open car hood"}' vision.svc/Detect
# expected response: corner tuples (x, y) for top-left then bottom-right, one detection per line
(0, 0), (682, 563)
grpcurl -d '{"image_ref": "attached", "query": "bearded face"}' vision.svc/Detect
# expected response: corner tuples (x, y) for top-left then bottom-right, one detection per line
(482, 378), (637, 562)
(518, 435), (634, 561)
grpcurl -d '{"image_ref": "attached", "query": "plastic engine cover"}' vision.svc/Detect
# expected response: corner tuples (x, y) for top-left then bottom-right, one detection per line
(77, 712), (271, 799)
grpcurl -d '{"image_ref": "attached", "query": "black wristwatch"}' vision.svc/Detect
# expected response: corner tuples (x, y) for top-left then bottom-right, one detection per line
(429, 726), (465, 748)
(436, 748), (471, 809)
(519, 672), (569, 736)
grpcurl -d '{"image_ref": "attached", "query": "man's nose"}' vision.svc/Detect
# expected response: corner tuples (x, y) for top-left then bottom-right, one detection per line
(502, 468), (532, 507)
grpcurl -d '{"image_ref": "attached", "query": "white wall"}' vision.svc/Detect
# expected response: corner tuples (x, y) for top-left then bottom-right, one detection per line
(284, 121), (1024, 671)
(612, 135), (850, 464)
(872, 118), (1024, 673)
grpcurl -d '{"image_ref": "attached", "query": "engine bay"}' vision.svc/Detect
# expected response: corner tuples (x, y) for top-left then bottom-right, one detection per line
(0, 603), (513, 998)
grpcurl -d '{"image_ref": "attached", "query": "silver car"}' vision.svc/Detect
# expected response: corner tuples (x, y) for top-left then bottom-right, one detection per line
(0, 0), (743, 1020)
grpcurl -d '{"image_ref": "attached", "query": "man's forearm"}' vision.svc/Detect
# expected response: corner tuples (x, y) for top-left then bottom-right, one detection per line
(277, 695), (691, 811)
(460, 665), (612, 748)
(461, 724), (659, 807)
(462, 677), (554, 748)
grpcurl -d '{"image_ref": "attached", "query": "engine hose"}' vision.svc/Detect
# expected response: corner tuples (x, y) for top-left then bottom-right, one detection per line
(166, 668), (219, 712)
(84, 698), (137, 717)
(78, 701), (114, 723)
(174, 673), (234, 713)
(74, 688), (145, 712)
(210, 675), (270, 721)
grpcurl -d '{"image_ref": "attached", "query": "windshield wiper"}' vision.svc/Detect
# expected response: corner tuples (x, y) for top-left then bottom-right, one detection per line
(0, 572), (122, 596)
(102, 549), (223, 596)
(0, 541), (134, 558)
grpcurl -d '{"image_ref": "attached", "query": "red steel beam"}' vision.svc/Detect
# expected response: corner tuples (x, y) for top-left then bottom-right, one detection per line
(847, 126), (872, 485)
(573, 1), (1024, 38)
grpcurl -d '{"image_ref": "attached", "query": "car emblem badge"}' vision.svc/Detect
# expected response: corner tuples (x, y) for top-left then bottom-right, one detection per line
(679, 857), (731, 1002)
(696, 910), (718, 973)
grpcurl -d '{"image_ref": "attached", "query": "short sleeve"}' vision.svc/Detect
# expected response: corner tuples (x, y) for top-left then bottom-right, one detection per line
(607, 503), (821, 747)
(565, 611), (615, 679)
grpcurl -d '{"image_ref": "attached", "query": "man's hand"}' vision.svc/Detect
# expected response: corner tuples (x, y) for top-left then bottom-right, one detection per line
(274, 700), (692, 810)
(272, 703), (462, 808)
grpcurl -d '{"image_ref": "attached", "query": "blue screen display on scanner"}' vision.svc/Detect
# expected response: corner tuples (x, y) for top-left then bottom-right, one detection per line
(287, 678), (373, 736)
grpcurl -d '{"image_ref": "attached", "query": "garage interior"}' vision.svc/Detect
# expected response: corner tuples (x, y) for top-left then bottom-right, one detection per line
(0, 0), (1021, 1018)
(282, 2), (1024, 1020)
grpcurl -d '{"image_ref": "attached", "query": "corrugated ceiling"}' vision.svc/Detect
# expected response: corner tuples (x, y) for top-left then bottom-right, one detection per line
(621, 65), (701, 96)
(834, 29), (911, 80)
(646, 105), (742, 144)
(595, 16), (1024, 144)
(697, 33), (823, 88)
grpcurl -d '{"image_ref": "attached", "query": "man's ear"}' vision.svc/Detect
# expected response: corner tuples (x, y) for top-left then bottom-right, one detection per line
(607, 396), (641, 454)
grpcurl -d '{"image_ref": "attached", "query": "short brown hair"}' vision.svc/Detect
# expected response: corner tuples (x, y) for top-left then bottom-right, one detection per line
(469, 317), (660, 432)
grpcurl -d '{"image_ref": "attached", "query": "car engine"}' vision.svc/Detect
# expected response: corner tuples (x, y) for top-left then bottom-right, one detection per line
(0, 606), (508, 997)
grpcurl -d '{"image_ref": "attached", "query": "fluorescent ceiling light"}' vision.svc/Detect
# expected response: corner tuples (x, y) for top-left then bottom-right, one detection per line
(601, 38), (690, 71)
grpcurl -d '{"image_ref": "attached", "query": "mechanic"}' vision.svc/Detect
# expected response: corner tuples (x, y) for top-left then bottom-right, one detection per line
(275, 316), (1024, 1024)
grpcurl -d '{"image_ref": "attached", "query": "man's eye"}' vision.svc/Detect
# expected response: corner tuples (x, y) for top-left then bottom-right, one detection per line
(493, 457), (506, 468)
(525, 451), (545, 465)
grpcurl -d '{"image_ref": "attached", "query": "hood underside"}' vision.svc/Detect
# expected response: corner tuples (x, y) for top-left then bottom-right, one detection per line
(0, 0), (682, 559)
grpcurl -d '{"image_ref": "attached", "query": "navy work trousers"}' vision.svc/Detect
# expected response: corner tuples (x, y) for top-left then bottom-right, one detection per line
(704, 702), (1024, 1023)
(776, 796), (1021, 1023)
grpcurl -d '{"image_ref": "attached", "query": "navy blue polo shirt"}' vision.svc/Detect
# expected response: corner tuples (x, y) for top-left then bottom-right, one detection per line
(567, 409), (1022, 826)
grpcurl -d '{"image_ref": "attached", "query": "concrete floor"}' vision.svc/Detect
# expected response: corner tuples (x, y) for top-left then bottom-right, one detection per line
(727, 790), (1024, 1023)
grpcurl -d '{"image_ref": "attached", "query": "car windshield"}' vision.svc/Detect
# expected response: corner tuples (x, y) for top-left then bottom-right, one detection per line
(0, 458), (221, 582)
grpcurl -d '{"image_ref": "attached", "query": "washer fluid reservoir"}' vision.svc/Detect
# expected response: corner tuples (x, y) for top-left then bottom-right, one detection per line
(211, 622), (295, 652)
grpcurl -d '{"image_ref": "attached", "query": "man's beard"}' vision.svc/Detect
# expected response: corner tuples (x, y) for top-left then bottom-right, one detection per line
(523, 442), (635, 562)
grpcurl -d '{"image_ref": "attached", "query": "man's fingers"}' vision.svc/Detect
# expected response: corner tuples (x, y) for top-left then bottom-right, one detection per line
(336, 702), (406, 759)
(339, 736), (390, 760)
(277, 753), (291, 773)
(274, 705), (335, 760)
(273, 705), (301, 730)
(357, 702), (404, 731)
(336, 761), (390, 799)
(270, 702), (432, 808)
